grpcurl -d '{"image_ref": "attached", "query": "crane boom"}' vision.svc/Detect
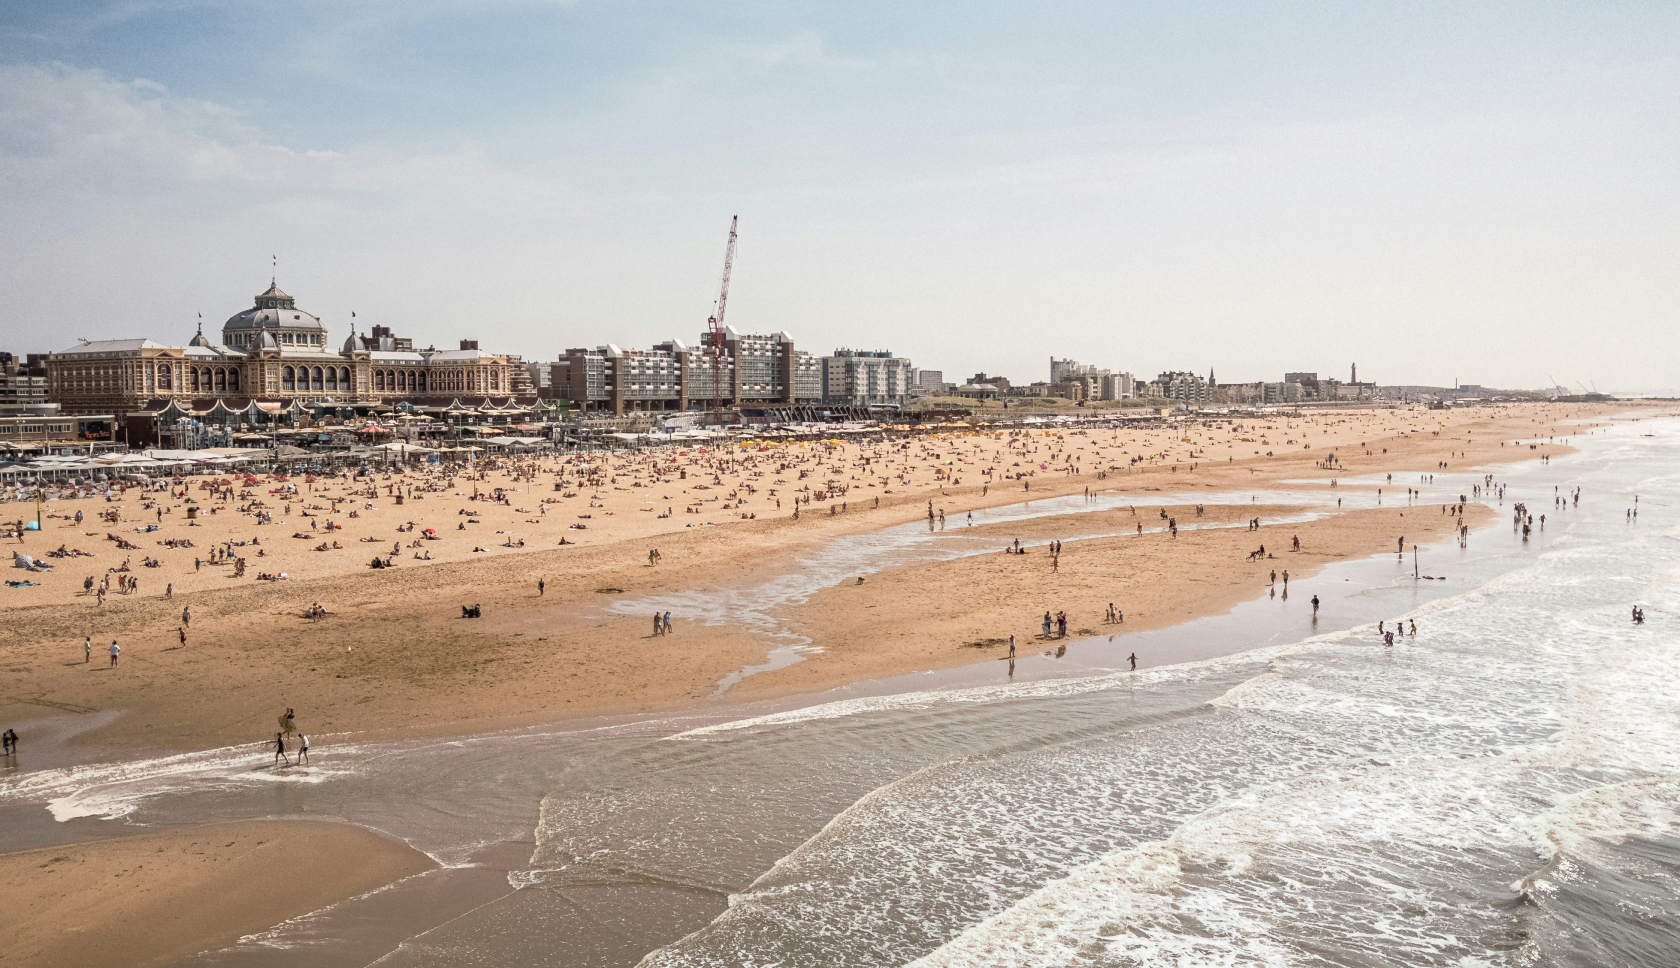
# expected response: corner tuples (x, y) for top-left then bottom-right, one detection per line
(706, 215), (738, 425)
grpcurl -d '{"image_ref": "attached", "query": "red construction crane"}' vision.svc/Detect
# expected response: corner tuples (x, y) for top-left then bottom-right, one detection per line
(706, 215), (738, 426)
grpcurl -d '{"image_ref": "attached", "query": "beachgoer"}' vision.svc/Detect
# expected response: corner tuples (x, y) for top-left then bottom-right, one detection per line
(108, 640), (120, 667)
(1128, 652), (1137, 671)
(1008, 635), (1016, 659)
(663, 611), (672, 635)
(273, 732), (289, 767)
(84, 636), (91, 663)
(538, 578), (545, 596)
(297, 734), (309, 765)
(1311, 594), (1320, 616)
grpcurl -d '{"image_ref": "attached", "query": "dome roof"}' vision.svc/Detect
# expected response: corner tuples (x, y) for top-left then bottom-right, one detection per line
(342, 333), (367, 353)
(224, 280), (324, 332)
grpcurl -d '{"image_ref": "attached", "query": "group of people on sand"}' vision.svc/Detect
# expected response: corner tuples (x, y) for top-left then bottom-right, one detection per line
(1041, 610), (1068, 638)
(651, 610), (673, 635)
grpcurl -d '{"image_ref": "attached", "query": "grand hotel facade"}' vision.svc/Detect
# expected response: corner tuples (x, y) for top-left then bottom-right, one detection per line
(46, 282), (533, 422)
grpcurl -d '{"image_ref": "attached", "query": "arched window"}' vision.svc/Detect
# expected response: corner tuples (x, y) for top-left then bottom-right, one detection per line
(309, 366), (322, 391)
(215, 368), (227, 392)
(417, 371), (426, 392)
(189, 368), (200, 392)
(326, 367), (338, 391)
(282, 366), (295, 391)
(340, 367), (351, 391)
(374, 371), (384, 391)
(228, 369), (239, 392)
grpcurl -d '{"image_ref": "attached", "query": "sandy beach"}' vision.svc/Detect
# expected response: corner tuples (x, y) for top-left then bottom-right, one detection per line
(0, 819), (433, 968)
(0, 402), (1634, 963)
(0, 403), (1608, 752)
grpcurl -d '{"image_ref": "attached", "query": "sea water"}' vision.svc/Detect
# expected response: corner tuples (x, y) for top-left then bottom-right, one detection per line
(0, 417), (1671, 967)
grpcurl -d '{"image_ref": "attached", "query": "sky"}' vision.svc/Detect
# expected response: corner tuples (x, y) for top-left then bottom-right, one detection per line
(1, 2), (1677, 392)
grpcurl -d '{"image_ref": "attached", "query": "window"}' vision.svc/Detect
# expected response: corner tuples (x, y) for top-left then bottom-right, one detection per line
(326, 367), (338, 391)
(282, 366), (295, 391)
(375, 371), (384, 391)
(215, 368), (227, 392)
(311, 366), (324, 391)
(228, 369), (239, 392)
(340, 367), (350, 390)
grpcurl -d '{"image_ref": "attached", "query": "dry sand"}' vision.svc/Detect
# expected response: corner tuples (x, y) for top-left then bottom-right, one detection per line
(0, 819), (434, 968)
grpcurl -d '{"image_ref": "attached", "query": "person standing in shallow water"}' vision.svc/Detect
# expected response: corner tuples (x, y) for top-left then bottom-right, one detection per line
(1128, 653), (1137, 671)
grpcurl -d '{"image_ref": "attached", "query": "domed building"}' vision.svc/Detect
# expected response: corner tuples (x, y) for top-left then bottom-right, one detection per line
(46, 278), (535, 430)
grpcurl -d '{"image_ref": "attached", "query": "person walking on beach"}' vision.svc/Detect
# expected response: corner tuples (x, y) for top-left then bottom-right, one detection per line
(538, 578), (544, 596)
(1128, 652), (1137, 671)
(663, 611), (672, 635)
(1042, 612), (1052, 638)
(84, 636), (91, 664)
(1311, 594), (1320, 617)
(1281, 570), (1289, 590)
(297, 733), (309, 765)
(1008, 635), (1016, 659)
(177, 626), (186, 648)
(273, 732), (289, 768)
(108, 640), (120, 667)
(182, 605), (191, 629)
(653, 611), (664, 636)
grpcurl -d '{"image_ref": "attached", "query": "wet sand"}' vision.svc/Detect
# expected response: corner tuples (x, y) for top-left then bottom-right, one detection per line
(0, 819), (434, 968)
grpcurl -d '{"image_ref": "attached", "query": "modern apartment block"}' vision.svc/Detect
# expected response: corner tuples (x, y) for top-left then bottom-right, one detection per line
(821, 349), (914, 406)
(551, 328), (823, 415)
(0, 352), (49, 409)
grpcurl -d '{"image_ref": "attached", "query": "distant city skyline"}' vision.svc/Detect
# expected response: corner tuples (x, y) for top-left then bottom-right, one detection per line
(2, 2), (1677, 394)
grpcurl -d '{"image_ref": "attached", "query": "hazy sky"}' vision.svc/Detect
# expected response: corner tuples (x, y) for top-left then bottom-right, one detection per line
(2, 2), (1676, 391)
